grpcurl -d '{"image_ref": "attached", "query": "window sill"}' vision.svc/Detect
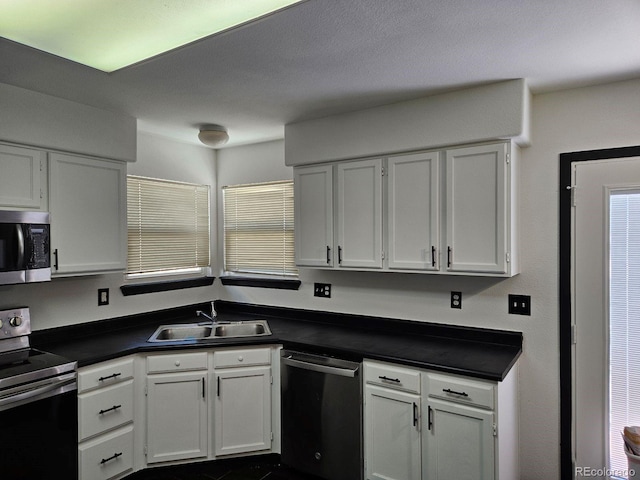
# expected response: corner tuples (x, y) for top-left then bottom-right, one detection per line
(120, 276), (215, 296)
(219, 276), (301, 290)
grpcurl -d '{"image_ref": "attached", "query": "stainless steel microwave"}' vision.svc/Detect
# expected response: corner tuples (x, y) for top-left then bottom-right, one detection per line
(0, 211), (50, 285)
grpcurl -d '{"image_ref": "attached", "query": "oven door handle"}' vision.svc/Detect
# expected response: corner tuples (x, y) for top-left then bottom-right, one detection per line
(0, 372), (76, 410)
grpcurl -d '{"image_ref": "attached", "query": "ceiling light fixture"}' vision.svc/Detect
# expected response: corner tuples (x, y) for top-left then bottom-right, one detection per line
(0, 0), (307, 72)
(198, 125), (229, 147)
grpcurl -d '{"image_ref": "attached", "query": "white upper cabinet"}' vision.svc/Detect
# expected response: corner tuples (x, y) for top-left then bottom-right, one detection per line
(387, 152), (440, 271)
(0, 144), (47, 211)
(293, 141), (518, 277)
(294, 164), (334, 267)
(336, 159), (383, 269)
(294, 159), (383, 269)
(49, 152), (127, 276)
(445, 143), (514, 275)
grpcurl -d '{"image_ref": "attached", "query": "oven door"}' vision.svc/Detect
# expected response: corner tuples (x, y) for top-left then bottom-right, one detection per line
(0, 372), (78, 479)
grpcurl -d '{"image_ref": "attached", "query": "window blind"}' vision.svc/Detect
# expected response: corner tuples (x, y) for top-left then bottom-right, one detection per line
(127, 175), (210, 275)
(609, 191), (640, 475)
(223, 180), (297, 277)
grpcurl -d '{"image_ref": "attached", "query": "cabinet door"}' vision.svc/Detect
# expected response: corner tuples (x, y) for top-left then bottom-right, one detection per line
(337, 159), (383, 269)
(146, 372), (208, 464)
(0, 144), (46, 210)
(388, 152), (440, 270)
(445, 143), (508, 274)
(365, 384), (421, 480)
(49, 153), (126, 275)
(294, 165), (334, 267)
(214, 366), (271, 456)
(424, 398), (495, 480)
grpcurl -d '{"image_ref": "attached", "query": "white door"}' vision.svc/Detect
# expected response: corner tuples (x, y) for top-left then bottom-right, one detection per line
(364, 384), (421, 480)
(294, 164), (334, 267)
(387, 152), (440, 271)
(445, 143), (508, 274)
(424, 398), (494, 480)
(146, 372), (208, 464)
(573, 156), (640, 478)
(214, 366), (272, 456)
(336, 159), (383, 269)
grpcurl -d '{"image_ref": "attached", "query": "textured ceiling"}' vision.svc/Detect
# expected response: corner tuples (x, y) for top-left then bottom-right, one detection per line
(1, 0), (639, 148)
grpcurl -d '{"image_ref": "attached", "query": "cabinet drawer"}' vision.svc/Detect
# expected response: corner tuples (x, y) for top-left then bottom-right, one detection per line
(79, 425), (134, 480)
(214, 347), (271, 368)
(79, 379), (134, 441)
(364, 360), (421, 394)
(147, 351), (208, 373)
(78, 357), (134, 393)
(426, 373), (495, 410)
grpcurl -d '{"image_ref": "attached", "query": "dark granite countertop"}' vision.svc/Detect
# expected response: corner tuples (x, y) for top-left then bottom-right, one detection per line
(32, 301), (522, 381)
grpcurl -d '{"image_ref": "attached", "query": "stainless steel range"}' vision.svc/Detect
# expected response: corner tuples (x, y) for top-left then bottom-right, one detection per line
(0, 307), (77, 479)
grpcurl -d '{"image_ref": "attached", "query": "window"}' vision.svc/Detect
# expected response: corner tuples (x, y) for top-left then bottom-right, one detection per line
(223, 180), (297, 277)
(127, 175), (210, 277)
(609, 191), (640, 476)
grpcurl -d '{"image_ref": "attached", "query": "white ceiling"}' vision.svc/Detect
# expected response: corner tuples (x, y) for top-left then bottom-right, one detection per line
(1, 0), (639, 148)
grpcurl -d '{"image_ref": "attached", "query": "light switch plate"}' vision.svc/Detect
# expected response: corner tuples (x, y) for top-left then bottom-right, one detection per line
(508, 294), (531, 315)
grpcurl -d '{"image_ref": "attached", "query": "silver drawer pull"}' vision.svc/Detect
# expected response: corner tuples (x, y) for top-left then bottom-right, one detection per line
(443, 388), (468, 397)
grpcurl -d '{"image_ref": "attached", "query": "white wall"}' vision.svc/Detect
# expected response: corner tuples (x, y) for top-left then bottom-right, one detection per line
(216, 77), (640, 480)
(0, 131), (217, 330)
(0, 82), (137, 162)
(1, 77), (638, 478)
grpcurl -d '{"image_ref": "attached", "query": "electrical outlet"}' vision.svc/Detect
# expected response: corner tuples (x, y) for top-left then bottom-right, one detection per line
(508, 294), (531, 315)
(314, 283), (331, 298)
(451, 291), (462, 309)
(98, 288), (109, 306)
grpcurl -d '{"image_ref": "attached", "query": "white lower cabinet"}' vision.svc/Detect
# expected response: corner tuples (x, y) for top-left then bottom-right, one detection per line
(365, 384), (422, 480)
(424, 398), (494, 480)
(213, 347), (273, 456)
(364, 361), (422, 480)
(364, 360), (518, 480)
(77, 356), (135, 480)
(79, 426), (134, 480)
(145, 352), (208, 464)
(142, 346), (278, 470)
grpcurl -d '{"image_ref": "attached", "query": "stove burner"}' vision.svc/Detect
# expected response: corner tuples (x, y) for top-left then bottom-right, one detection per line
(0, 308), (76, 393)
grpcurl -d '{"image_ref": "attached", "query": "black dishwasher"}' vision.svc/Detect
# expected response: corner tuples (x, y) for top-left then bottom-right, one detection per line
(281, 350), (362, 480)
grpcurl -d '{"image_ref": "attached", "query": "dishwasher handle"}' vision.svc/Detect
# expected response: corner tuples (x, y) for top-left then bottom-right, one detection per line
(282, 353), (360, 378)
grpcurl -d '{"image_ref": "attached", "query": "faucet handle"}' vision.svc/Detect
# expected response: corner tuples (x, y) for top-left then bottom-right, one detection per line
(210, 301), (217, 318)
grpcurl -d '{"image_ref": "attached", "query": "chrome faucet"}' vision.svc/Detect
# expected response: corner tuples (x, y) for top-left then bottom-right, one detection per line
(196, 302), (219, 325)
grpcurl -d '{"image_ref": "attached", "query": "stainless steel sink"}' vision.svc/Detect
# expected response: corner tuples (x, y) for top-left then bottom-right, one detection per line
(147, 320), (271, 342)
(148, 324), (213, 342)
(213, 322), (270, 337)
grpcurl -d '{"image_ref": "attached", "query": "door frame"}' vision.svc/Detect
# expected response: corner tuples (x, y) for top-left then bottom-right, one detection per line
(559, 144), (640, 478)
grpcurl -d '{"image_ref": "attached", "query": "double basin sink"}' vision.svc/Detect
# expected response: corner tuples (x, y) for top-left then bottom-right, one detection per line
(148, 320), (271, 342)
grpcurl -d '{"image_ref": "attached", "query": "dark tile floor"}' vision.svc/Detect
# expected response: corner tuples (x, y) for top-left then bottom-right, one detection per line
(126, 456), (322, 480)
